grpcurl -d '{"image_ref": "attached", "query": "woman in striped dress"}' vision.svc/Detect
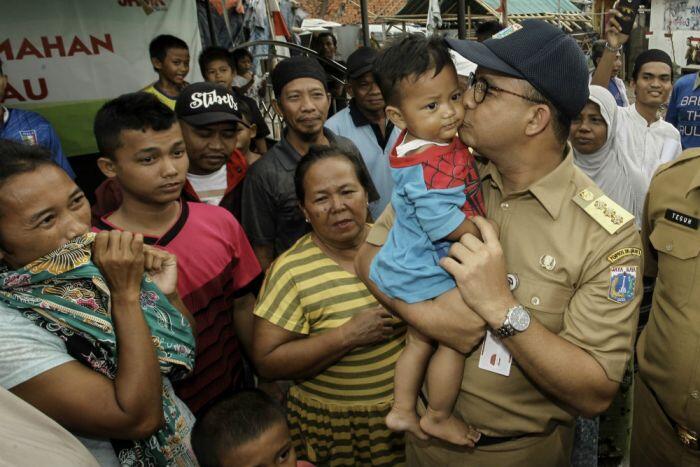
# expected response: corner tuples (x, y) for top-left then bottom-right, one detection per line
(252, 145), (406, 466)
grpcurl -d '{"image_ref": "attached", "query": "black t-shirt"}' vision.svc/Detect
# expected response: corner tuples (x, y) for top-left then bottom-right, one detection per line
(240, 128), (379, 257)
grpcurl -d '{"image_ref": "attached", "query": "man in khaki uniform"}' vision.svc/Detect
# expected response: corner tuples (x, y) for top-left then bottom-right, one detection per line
(356, 21), (642, 465)
(631, 147), (700, 465)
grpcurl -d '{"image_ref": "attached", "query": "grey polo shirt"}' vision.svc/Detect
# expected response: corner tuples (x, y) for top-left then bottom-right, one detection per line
(241, 127), (379, 257)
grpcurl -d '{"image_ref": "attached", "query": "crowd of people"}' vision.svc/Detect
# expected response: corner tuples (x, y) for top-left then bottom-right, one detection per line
(1, 4), (700, 467)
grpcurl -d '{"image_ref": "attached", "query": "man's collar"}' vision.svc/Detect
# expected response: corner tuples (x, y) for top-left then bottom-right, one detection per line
(480, 146), (574, 220)
(277, 127), (337, 171)
(349, 99), (372, 127)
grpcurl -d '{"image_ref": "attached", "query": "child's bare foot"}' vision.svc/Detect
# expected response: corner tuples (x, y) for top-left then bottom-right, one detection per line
(386, 407), (429, 440)
(419, 409), (481, 446)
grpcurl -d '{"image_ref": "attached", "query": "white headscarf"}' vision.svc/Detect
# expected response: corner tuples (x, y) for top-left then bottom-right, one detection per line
(573, 85), (648, 228)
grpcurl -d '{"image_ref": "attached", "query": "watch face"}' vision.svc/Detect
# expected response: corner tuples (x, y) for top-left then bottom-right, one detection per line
(509, 307), (531, 332)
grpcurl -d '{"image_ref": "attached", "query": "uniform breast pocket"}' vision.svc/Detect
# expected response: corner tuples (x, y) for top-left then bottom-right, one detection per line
(649, 219), (700, 308)
(514, 277), (574, 334)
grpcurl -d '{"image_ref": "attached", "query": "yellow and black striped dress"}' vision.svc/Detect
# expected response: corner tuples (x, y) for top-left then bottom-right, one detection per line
(254, 234), (406, 466)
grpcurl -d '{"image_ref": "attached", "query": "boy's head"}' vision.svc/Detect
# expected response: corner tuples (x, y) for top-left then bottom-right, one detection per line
(149, 34), (190, 87)
(200, 46), (236, 90)
(192, 390), (297, 467)
(234, 99), (257, 152)
(631, 49), (673, 109)
(374, 34), (464, 144)
(94, 92), (188, 206)
(231, 48), (254, 75)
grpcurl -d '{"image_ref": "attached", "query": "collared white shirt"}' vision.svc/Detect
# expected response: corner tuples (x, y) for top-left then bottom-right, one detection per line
(616, 103), (682, 180)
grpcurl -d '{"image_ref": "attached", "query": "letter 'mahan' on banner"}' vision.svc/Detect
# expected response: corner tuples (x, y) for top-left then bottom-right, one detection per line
(1, 0), (203, 155)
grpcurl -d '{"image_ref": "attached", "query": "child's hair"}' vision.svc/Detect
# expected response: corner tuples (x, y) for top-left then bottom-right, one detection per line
(149, 34), (188, 63)
(373, 34), (454, 107)
(191, 389), (288, 467)
(236, 98), (254, 125)
(231, 47), (253, 65)
(198, 46), (235, 78)
(93, 92), (177, 159)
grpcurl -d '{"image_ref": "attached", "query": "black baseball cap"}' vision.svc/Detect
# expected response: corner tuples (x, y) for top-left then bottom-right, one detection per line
(175, 82), (244, 126)
(446, 20), (589, 119)
(346, 47), (378, 79)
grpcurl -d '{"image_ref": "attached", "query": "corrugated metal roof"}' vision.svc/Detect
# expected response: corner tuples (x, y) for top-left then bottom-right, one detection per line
(479, 0), (580, 14)
(397, 0), (581, 16)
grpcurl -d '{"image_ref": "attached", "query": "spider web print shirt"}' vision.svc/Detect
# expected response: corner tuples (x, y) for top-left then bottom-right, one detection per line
(370, 131), (485, 304)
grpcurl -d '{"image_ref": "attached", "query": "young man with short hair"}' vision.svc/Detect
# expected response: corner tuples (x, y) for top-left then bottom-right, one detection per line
(0, 59), (75, 178)
(92, 92), (262, 415)
(592, 12), (681, 178)
(143, 34), (190, 110)
(199, 46), (270, 154)
(325, 47), (400, 219)
(241, 56), (378, 271)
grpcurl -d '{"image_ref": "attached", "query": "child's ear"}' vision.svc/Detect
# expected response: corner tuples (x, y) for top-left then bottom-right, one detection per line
(385, 105), (406, 130)
(151, 57), (163, 72)
(97, 156), (117, 179)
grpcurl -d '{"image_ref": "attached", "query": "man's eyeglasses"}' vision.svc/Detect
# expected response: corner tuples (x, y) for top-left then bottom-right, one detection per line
(466, 73), (546, 105)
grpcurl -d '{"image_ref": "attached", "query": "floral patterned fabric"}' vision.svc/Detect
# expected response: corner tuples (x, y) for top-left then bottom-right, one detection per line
(0, 233), (196, 466)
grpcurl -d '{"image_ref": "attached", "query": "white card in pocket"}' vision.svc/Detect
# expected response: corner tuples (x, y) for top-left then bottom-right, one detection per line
(478, 330), (513, 376)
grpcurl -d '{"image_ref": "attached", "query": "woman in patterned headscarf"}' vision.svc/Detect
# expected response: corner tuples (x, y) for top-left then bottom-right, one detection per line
(0, 140), (198, 466)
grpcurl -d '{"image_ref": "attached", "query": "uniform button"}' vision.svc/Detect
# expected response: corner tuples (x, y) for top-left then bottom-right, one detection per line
(666, 244), (673, 252)
(691, 390), (699, 399)
(500, 202), (509, 210)
(531, 296), (540, 306)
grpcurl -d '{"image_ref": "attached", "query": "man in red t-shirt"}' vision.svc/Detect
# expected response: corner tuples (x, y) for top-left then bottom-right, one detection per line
(92, 91), (262, 415)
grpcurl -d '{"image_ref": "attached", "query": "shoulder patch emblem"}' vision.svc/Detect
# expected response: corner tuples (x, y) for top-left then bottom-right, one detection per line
(607, 247), (642, 263)
(573, 189), (634, 234)
(19, 129), (38, 146)
(608, 266), (637, 303)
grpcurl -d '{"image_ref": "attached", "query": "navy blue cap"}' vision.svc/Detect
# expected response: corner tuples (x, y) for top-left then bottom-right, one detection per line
(446, 20), (589, 119)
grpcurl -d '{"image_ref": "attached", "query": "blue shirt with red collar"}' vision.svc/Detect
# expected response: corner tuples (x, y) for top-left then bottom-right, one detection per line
(370, 132), (484, 304)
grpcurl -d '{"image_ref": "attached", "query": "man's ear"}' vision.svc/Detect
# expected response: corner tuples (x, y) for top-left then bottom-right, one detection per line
(151, 57), (163, 72)
(523, 104), (552, 138)
(0, 75), (7, 101)
(248, 123), (258, 137)
(346, 83), (354, 99)
(272, 99), (284, 121)
(97, 156), (117, 178)
(385, 105), (406, 130)
(299, 202), (310, 222)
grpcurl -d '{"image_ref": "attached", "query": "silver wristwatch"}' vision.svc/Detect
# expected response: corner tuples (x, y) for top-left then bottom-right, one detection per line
(495, 305), (531, 338)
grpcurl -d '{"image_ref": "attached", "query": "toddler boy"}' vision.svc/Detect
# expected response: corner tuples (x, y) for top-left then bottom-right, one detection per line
(370, 34), (485, 446)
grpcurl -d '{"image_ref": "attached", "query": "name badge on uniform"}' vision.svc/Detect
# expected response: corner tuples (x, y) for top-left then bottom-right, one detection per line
(478, 330), (512, 376)
(608, 266), (638, 303)
(665, 209), (698, 230)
